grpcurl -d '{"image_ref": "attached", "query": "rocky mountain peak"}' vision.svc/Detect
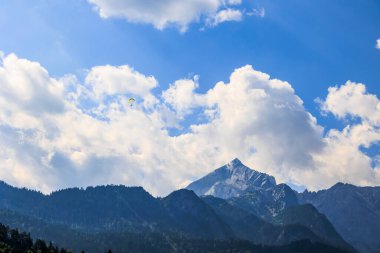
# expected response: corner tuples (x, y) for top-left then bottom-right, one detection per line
(186, 158), (276, 199)
(226, 158), (243, 169)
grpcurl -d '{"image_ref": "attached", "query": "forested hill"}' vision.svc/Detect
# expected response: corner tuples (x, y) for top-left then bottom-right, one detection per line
(0, 220), (351, 253)
(0, 223), (71, 253)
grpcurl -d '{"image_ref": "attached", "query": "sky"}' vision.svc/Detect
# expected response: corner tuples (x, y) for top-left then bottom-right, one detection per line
(0, 0), (379, 195)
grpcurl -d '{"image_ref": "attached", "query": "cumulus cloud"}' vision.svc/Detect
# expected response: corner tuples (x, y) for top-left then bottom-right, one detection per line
(0, 53), (176, 195)
(309, 123), (380, 189)
(321, 82), (380, 124)
(176, 66), (325, 177)
(87, 0), (244, 31)
(314, 82), (380, 188)
(162, 76), (205, 117)
(376, 39), (380, 49)
(0, 53), (65, 129)
(85, 65), (158, 99)
(0, 53), (379, 196)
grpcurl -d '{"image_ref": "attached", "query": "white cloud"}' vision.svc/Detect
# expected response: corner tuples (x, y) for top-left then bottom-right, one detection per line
(314, 82), (380, 189)
(0, 53), (65, 129)
(85, 65), (158, 99)
(308, 123), (380, 189)
(162, 76), (205, 117)
(87, 0), (244, 32)
(171, 70), (380, 191)
(376, 39), (380, 49)
(207, 8), (243, 27)
(172, 66), (326, 185)
(0, 53), (379, 196)
(247, 8), (265, 18)
(321, 81), (380, 125)
(0, 53), (175, 195)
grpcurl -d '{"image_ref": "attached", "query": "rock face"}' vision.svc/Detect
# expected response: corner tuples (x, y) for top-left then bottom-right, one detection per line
(298, 183), (380, 253)
(186, 159), (298, 219)
(186, 158), (276, 199)
(227, 183), (299, 220)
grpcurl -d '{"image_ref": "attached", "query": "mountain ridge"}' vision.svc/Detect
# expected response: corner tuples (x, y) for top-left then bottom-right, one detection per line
(186, 158), (370, 253)
(298, 182), (380, 253)
(0, 176), (353, 253)
(2, 158), (379, 253)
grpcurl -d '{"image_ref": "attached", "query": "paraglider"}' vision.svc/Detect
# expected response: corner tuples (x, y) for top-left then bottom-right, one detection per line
(128, 98), (135, 107)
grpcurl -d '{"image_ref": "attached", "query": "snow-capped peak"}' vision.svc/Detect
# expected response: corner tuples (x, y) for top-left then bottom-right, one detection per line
(186, 158), (277, 199)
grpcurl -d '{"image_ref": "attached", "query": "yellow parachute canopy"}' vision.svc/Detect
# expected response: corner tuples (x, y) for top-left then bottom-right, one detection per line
(128, 98), (135, 106)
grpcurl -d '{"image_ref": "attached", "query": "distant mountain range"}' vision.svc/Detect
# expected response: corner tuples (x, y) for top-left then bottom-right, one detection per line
(187, 158), (380, 253)
(0, 158), (378, 253)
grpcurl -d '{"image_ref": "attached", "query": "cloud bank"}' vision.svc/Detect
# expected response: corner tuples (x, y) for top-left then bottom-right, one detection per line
(87, 0), (245, 31)
(0, 53), (379, 195)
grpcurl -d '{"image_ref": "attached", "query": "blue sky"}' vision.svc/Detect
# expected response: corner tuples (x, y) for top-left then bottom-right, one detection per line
(0, 0), (379, 194)
(2, 0), (379, 100)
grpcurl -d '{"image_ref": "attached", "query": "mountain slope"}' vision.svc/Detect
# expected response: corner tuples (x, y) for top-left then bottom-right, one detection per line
(161, 189), (234, 239)
(0, 207), (352, 253)
(274, 204), (356, 252)
(46, 185), (171, 231)
(298, 183), (380, 253)
(227, 183), (299, 219)
(0, 222), (72, 253)
(186, 158), (276, 198)
(201, 195), (322, 245)
(0, 181), (45, 215)
(0, 182), (170, 232)
(0, 182), (235, 240)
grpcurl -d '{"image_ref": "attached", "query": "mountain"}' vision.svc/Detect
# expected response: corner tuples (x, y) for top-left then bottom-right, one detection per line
(186, 159), (298, 219)
(227, 183), (299, 220)
(202, 195), (354, 252)
(4, 158), (376, 253)
(187, 159), (380, 253)
(186, 159), (357, 252)
(0, 181), (45, 214)
(0, 179), (353, 253)
(201, 195), (321, 245)
(0, 180), (318, 244)
(298, 183), (380, 253)
(274, 204), (356, 252)
(0, 182), (170, 233)
(186, 158), (276, 199)
(161, 189), (234, 239)
(0, 208), (351, 253)
(47, 185), (172, 231)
